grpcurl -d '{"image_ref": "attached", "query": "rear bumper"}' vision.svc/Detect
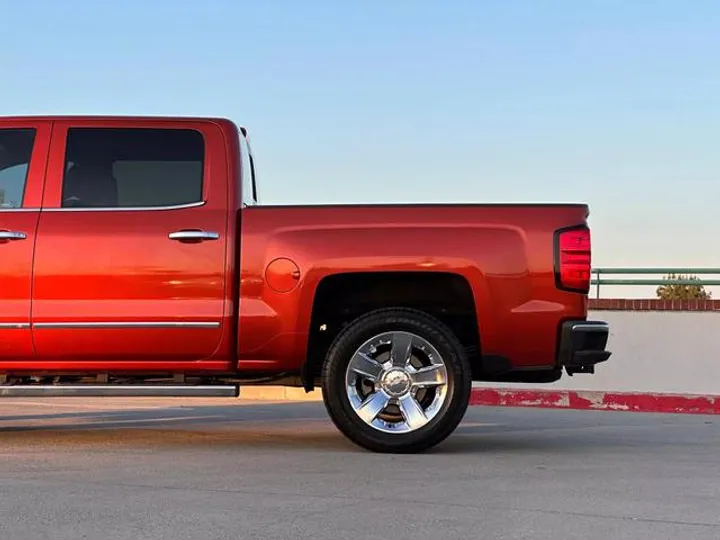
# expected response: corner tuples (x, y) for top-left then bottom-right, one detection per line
(558, 320), (611, 375)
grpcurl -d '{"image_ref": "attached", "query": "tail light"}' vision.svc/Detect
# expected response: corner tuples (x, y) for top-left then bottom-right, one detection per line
(555, 225), (591, 293)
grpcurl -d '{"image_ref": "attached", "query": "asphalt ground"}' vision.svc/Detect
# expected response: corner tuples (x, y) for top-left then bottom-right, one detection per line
(0, 397), (718, 540)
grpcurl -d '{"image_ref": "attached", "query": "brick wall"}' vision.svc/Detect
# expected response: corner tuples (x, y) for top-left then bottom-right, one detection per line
(589, 299), (720, 311)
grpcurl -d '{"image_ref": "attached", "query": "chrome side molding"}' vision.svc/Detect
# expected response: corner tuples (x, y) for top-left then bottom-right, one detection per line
(0, 322), (220, 330)
(32, 321), (220, 329)
(0, 323), (30, 329)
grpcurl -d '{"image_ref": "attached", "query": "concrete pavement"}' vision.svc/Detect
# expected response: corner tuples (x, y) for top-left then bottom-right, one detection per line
(0, 397), (718, 540)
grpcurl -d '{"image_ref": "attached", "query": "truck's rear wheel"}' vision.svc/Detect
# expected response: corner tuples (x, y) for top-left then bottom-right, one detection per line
(321, 308), (472, 453)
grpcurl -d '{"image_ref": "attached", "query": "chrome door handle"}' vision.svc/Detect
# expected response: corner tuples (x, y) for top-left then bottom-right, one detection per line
(0, 231), (27, 241)
(168, 230), (219, 242)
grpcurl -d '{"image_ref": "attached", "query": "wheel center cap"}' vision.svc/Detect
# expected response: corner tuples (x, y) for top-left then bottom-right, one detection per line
(381, 368), (411, 397)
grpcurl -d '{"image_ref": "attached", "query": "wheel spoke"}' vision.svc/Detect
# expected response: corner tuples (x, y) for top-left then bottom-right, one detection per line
(349, 352), (383, 382)
(398, 394), (428, 430)
(389, 332), (413, 367)
(411, 364), (447, 388)
(356, 391), (390, 424)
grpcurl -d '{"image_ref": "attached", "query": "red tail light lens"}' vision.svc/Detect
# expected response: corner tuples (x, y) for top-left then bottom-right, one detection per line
(555, 226), (591, 293)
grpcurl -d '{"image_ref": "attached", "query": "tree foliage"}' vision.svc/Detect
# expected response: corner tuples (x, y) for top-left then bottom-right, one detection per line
(656, 273), (711, 300)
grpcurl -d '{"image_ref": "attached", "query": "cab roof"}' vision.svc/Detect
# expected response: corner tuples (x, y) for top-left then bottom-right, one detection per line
(0, 114), (236, 123)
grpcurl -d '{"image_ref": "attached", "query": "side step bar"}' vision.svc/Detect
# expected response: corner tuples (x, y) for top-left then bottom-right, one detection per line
(0, 385), (240, 398)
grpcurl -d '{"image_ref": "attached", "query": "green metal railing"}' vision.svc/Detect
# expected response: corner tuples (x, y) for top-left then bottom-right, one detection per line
(590, 268), (720, 299)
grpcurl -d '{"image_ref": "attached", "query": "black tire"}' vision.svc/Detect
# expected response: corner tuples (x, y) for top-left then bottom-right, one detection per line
(321, 307), (472, 453)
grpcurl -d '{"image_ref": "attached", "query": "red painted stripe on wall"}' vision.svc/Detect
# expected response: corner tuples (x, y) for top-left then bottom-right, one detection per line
(470, 388), (720, 415)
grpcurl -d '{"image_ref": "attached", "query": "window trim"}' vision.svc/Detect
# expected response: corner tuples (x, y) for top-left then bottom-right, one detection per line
(0, 207), (40, 213)
(249, 154), (258, 203)
(238, 129), (258, 207)
(59, 126), (207, 212)
(43, 200), (206, 213)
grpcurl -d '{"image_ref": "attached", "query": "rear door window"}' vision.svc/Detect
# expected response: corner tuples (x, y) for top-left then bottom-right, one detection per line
(62, 127), (204, 208)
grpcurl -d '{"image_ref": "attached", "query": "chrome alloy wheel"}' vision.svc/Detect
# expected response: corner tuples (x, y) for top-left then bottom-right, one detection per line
(344, 331), (450, 434)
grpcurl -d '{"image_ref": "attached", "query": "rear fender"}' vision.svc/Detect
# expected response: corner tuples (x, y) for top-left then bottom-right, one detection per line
(237, 224), (528, 371)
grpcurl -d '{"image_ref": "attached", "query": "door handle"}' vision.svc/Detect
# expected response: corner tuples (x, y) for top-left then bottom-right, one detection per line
(168, 230), (219, 242)
(0, 231), (27, 241)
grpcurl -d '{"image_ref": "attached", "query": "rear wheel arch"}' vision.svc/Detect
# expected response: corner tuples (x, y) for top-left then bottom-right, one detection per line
(303, 271), (482, 389)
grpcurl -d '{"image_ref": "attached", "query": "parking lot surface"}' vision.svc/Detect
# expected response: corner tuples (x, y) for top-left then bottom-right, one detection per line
(0, 397), (718, 540)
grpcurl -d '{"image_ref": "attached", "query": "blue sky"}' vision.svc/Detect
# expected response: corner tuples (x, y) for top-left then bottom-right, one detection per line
(3, 0), (720, 276)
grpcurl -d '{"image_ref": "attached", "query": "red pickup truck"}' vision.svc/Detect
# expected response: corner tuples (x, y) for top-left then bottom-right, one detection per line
(0, 115), (610, 452)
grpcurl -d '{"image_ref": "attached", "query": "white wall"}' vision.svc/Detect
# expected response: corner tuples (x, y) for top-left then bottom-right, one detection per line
(489, 310), (720, 395)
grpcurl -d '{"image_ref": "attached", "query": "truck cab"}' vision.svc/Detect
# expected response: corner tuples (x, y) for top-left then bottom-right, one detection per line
(0, 117), (242, 370)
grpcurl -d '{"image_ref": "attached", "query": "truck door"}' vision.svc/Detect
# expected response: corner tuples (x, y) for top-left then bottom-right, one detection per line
(32, 119), (229, 364)
(0, 121), (50, 360)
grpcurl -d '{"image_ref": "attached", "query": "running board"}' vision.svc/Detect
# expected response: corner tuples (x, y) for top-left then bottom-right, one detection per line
(0, 385), (240, 398)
